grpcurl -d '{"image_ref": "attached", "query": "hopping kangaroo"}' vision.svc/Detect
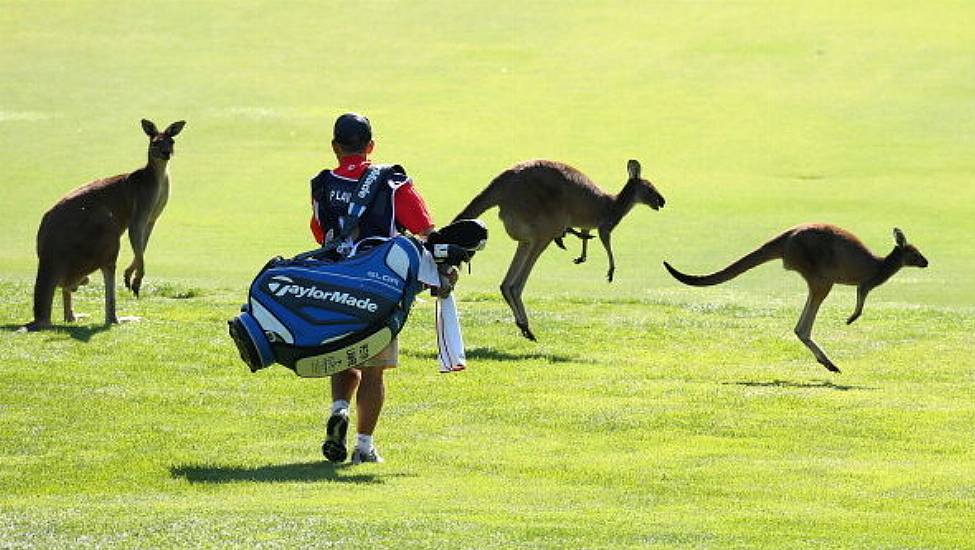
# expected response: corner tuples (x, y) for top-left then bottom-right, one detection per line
(454, 159), (666, 341)
(663, 224), (928, 372)
(21, 119), (186, 331)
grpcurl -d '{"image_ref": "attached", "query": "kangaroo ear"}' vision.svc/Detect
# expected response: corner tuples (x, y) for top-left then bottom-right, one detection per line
(141, 119), (159, 137)
(893, 227), (907, 247)
(164, 120), (186, 137)
(627, 159), (641, 179)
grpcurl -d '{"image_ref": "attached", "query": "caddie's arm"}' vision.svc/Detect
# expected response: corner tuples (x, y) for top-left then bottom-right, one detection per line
(310, 173), (327, 245)
(394, 180), (435, 237)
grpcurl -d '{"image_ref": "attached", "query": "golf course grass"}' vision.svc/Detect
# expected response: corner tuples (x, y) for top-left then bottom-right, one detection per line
(1, 2), (973, 547)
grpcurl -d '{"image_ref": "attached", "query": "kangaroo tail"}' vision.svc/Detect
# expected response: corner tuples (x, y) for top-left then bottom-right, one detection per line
(663, 230), (790, 287)
(453, 172), (510, 222)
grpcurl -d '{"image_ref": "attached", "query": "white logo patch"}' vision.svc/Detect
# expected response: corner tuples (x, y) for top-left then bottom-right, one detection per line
(358, 169), (380, 199)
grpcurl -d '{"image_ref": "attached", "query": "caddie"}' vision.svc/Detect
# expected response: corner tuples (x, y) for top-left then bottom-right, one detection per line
(309, 112), (445, 465)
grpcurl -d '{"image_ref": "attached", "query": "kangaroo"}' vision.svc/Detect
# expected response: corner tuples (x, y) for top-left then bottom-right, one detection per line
(454, 159), (666, 341)
(663, 224), (928, 372)
(21, 119), (186, 332)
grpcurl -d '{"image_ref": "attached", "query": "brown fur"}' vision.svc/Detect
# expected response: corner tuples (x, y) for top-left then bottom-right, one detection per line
(663, 223), (929, 372)
(454, 159), (665, 341)
(21, 119), (186, 331)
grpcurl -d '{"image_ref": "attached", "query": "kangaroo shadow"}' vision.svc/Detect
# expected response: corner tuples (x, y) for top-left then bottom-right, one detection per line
(403, 346), (584, 364)
(3, 323), (111, 343)
(170, 461), (412, 485)
(724, 379), (876, 391)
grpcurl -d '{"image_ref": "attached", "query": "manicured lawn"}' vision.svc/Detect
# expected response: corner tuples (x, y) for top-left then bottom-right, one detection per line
(1, 1), (972, 547)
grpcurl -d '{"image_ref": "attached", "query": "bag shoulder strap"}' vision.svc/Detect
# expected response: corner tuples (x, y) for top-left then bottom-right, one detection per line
(298, 164), (398, 261)
(334, 164), (398, 243)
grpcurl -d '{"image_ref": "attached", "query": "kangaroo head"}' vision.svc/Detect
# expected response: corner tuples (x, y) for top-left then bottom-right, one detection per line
(893, 228), (928, 268)
(142, 119), (186, 161)
(626, 159), (666, 210)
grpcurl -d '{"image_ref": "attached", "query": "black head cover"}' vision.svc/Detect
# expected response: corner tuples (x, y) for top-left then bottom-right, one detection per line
(427, 219), (488, 252)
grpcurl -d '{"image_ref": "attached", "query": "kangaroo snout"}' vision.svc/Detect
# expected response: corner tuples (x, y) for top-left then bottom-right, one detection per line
(915, 251), (930, 268)
(150, 144), (174, 160)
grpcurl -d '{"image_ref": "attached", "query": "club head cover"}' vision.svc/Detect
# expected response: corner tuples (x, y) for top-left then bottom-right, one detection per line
(428, 219), (487, 251)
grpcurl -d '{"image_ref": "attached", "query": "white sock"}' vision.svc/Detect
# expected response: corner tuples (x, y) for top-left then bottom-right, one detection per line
(356, 433), (374, 451)
(331, 400), (350, 415)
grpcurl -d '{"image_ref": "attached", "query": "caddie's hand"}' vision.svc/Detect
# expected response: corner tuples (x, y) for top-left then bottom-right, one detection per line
(433, 265), (459, 298)
(444, 265), (460, 286)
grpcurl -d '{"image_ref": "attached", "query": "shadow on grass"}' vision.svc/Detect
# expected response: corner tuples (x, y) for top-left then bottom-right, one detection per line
(170, 461), (413, 484)
(2, 323), (111, 342)
(403, 346), (584, 364)
(724, 379), (877, 391)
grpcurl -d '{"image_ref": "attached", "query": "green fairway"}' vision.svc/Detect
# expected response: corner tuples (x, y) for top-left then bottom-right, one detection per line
(1, 1), (973, 548)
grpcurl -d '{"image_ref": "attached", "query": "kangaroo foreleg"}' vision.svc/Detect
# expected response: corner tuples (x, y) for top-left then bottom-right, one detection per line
(794, 281), (839, 372)
(598, 226), (615, 282)
(846, 284), (870, 325)
(125, 218), (155, 297)
(123, 260), (144, 297)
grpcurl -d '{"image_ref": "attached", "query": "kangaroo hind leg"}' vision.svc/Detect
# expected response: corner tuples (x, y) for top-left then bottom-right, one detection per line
(501, 241), (536, 341)
(103, 264), (120, 325)
(500, 240), (548, 341)
(63, 288), (75, 323)
(794, 280), (838, 372)
(22, 261), (58, 331)
(103, 263), (140, 325)
(510, 240), (550, 341)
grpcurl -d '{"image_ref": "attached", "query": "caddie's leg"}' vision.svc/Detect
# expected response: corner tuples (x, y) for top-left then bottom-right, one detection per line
(349, 340), (397, 464)
(331, 368), (360, 403)
(349, 366), (386, 464)
(322, 369), (360, 463)
(356, 366), (385, 436)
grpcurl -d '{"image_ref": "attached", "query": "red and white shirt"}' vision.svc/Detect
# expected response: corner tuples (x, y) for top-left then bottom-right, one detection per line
(310, 155), (435, 245)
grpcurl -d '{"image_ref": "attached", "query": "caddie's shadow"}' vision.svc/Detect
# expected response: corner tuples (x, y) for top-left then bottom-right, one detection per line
(724, 379), (877, 391)
(170, 461), (412, 485)
(4, 323), (111, 342)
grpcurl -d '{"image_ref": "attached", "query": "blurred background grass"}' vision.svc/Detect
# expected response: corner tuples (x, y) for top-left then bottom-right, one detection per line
(1, 1), (971, 311)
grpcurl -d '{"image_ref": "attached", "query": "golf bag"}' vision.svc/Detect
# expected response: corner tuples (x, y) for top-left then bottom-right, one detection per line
(229, 219), (487, 377)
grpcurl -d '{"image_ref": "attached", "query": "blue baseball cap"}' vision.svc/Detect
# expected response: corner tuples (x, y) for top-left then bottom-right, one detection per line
(333, 113), (372, 149)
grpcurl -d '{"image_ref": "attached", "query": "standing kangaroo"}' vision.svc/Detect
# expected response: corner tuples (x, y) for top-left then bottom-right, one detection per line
(663, 224), (928, 372)
(454, 159), (666, 341)
(21, 119), (186, 331)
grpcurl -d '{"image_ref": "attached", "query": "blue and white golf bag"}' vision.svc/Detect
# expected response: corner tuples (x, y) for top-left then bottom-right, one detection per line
(229, 220), (486, 377)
